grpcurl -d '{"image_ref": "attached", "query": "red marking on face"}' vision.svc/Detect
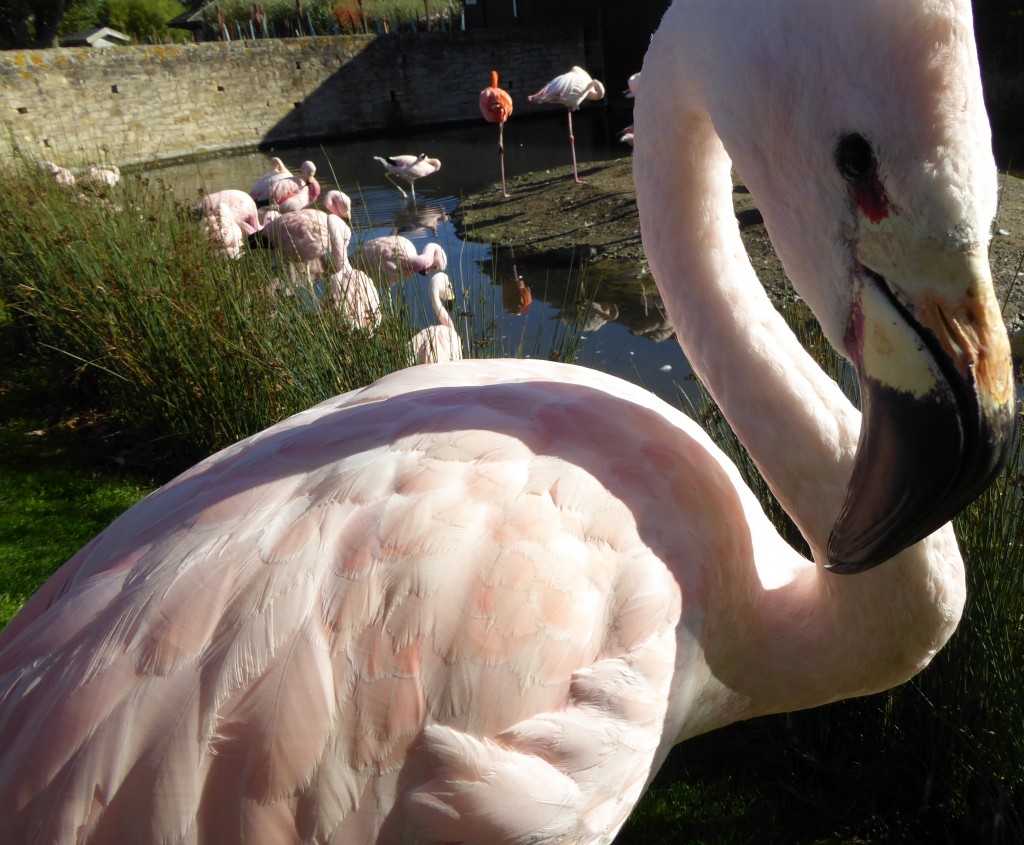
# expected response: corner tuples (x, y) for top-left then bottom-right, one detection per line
(854, 178), (890, 223)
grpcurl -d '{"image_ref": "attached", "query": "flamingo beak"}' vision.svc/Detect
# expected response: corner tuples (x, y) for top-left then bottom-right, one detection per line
(827, 227), (1016, 573)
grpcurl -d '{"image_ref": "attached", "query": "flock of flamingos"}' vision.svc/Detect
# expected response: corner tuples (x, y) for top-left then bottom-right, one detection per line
(5, 2), (1012, 841)
(42, 64), (623, 367)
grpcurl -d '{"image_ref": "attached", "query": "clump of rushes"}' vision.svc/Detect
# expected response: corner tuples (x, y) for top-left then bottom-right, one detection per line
(0, 159), (413, 462)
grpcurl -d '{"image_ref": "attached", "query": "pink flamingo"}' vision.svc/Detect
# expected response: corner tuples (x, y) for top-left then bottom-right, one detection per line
(0, 1), (1013, 842)
(360, 234), (447, 283)
(248, 156), (292, 204)
(373, 153), (441, 201)
(268, 160), (320, 213)
(199, 202), (245, 260)
(258, 190), (352, 281)
(410, 271), (462, 364)
(624, 71), (641, 98)
(479, 70), (514, 197)
(528, 65), (606, 184)
(193, 189), (261, 236)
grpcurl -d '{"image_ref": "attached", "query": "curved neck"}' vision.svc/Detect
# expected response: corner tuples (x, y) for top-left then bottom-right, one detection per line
(634, 94), (857, 557)
(430, 281), (455, 329)
(633, 13), (965, 729)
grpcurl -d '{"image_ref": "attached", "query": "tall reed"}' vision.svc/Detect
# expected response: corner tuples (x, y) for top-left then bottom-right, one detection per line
(0, 160), (412, 463)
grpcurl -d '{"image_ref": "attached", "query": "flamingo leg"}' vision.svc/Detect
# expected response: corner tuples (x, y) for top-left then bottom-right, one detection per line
(385, 173), (408, 198)
(499, 122), (509, 198)
(567, 109), (584, 184)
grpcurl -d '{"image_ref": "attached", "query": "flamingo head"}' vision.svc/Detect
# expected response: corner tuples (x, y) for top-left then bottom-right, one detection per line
(429, 271), (456, 302)
(646, 0), (1015, 570)
(324, 190), (352, 220)
(299, 160), (317, 182)
(425, 244), (448, 274)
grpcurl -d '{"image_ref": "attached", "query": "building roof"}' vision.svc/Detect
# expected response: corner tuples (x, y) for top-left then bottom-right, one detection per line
(61, 27), (132, 47)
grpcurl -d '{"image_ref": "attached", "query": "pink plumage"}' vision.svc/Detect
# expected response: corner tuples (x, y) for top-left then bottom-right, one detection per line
(528, 65), (605, 184)
(259, 189), (352, 279)
(268, 160), (321, 213)
(360, 234), (447, 283)
(0, 1), (1014, 843)
(194, 189), (261, 236)
(248, 156), (292, 204)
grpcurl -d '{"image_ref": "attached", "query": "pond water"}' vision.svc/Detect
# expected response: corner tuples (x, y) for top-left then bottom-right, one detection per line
(155, 108), (697, 407)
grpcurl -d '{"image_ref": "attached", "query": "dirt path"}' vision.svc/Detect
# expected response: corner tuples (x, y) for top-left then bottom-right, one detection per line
(456, 156), (1024, 337)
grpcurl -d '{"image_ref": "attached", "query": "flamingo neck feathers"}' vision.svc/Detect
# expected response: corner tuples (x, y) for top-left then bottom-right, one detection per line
(634, 5), (965, 728)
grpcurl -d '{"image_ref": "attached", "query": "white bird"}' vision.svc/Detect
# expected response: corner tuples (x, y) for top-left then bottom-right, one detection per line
(83, 164), (120, 188)
(373, 153), (441, 201)
(42, 161), (75, 187)
(410, 271), (462, 364)
(0, 1), (1013, 843)
(528, 65), (606, 183)
(360, 234), (447, 283)
(248, 155), (293, 204)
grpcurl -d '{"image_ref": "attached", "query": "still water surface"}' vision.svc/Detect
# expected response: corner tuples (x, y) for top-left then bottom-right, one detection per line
(157, 110), (696, 406)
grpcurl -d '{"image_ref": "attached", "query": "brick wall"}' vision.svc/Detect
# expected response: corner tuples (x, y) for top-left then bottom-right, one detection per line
(0, 28), (583, 166)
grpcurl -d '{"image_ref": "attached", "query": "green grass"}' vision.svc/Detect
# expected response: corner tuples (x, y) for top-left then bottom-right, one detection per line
(0, 350), (151, 627)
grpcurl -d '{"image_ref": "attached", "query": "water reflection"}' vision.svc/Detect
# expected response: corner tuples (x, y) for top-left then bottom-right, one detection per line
(151, 111), (697, 406)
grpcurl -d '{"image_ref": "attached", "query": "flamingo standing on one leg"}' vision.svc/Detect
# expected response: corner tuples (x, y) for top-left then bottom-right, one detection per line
(248, 156), (293, 204)
(193, 189), (262, 236)
(359, 235), (447, 283)
(410, 271), (462, 364)
(373, 153), (441, 201)
(0, 1), (1014, 843)
(528, 65), (606, 184)
(479, 70), (514, 198)
(268, 160), (321, 213)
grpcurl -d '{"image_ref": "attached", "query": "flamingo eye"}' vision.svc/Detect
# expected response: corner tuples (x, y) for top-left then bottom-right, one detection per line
(835, 134), (876, 182)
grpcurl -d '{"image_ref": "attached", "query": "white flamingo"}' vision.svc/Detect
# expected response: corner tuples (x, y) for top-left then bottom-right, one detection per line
(410, 271), (462, 364)
(83, 164), (120, 187)
(0, 1), (1013, 843)
(42, 161), (75, 187)
(373, 153), (441, 200)
(360, 234), (447, 283)
(528, 65), (606, 183)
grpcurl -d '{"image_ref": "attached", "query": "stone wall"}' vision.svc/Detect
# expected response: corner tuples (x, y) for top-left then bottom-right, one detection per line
(0, 28), (583, 166)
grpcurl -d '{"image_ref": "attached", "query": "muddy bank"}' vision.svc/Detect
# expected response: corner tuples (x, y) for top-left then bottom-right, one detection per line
(456, 156), (1024, 331)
